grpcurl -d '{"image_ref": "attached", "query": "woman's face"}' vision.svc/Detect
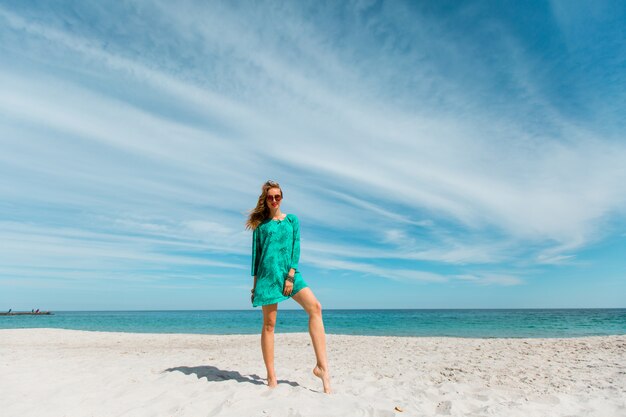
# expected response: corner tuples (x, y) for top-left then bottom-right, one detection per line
(266, 187), (282, 209)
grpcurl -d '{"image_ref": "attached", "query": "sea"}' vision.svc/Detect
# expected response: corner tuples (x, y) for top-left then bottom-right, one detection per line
(1, 309), (625, 338)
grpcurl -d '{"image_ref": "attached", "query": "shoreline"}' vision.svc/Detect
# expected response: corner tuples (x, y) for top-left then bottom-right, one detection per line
(1, 327), (625, 340)
(2, 328), (624, 416)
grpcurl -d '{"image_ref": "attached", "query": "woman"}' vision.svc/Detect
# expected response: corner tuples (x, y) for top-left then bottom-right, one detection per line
(245, 180), (331, 394)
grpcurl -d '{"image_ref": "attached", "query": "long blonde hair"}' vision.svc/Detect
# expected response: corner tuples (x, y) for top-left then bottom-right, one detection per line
(245, 180), (283, 231)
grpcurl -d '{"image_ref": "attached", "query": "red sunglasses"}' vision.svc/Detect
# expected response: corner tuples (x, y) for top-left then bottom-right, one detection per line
(267, 195), (282, 202)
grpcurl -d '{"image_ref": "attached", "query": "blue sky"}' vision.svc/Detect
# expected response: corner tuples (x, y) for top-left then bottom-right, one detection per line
(1, 0), (625, 310)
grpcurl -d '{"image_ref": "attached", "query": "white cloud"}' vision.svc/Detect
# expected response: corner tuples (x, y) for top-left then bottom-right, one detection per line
(454, 273), (523, 286)
(306, 257), (448, 283)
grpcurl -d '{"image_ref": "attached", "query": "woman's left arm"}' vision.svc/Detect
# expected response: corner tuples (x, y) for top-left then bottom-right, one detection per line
(289, 215), (300, 276)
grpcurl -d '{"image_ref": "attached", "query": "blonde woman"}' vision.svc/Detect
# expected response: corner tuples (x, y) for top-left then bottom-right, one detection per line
(245, 180), (331, 394)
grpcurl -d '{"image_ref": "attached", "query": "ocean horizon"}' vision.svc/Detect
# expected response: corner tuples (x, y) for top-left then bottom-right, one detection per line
(2, 308), (624, 338)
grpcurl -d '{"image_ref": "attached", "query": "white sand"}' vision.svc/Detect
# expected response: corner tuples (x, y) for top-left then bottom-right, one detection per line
(0, 329), (624, 417)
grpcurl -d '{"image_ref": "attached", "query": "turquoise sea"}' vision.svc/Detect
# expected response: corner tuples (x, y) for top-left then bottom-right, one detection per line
(1, 309), (625, 338)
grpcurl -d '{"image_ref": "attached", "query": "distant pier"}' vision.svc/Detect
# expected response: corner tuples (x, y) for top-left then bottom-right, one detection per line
(1, 311), (53, 316)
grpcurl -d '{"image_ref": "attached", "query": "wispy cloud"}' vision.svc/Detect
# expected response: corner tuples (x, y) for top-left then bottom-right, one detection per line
(454, 273), (523, 286)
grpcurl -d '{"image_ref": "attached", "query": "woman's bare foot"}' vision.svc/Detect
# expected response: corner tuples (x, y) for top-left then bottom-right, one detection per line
(267, 375), (278, 388)
(313, 365), (331, 394)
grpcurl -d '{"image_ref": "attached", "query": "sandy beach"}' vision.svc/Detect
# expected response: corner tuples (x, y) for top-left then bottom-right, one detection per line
(0, 328), (624, 417)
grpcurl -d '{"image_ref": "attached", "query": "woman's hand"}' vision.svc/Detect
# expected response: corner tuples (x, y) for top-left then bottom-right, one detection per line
(283, 280), (294, 296)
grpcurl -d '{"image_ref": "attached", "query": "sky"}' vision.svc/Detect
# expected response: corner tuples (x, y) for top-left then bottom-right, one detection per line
(1, 0), (625, 310)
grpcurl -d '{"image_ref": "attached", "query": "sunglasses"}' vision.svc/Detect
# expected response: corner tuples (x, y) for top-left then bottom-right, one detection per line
(267, 195), (282, 202)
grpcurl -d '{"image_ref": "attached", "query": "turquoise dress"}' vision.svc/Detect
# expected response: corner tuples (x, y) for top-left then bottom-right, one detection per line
(251, 213), (308, 307)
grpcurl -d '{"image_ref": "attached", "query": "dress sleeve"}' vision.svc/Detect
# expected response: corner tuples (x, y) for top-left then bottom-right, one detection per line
(290, 215), (300, 272)
(251, 226), (261, 276)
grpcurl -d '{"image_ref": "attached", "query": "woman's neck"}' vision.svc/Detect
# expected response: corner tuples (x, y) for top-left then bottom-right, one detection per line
(269, 209), (283, 219)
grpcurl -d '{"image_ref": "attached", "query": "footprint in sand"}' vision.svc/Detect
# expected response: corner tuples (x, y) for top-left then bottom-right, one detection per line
(436, 400), (452, 415)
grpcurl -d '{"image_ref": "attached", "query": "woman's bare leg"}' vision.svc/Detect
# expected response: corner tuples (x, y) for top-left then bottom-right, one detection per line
(261, 303), (278, 388)
(292, 287), (331, 393)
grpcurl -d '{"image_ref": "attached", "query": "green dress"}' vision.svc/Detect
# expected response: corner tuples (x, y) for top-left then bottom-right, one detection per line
(251, 213), (308, 307)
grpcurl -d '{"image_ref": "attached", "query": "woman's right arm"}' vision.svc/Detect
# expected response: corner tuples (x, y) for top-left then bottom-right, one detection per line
(251, 227), (260, 277)
(251, 228), (261, 302)
(251, 274), (258, 303)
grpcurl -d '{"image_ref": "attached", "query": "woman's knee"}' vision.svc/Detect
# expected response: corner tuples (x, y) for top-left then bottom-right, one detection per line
(308, 300), (322, 317)
(263, 318), (276, 332)
(262, 304), (277, 332)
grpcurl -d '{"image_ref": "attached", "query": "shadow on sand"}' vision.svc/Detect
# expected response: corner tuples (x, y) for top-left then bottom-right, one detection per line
(164, 365), (300, 387)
